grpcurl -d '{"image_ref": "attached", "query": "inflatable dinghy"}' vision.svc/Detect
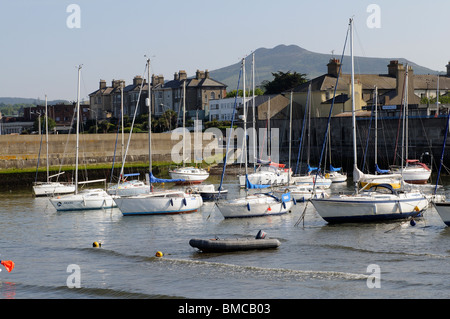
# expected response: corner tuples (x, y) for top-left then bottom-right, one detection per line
(189, 230), (280, 253)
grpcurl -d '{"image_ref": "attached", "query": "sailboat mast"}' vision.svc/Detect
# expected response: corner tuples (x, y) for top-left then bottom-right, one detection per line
(350, 18), (357, 192)
(243, 58), (248, 177)
(147, 58), (152, 176)
(45, 95), (49, 182)
(252, 52), (256, 171)
(183, 79), (186, 167)
(374, 86), (378, 172)
(75, 65), (82, 195)
(289, 91), (293, 185)
(121, 81), (124, 166)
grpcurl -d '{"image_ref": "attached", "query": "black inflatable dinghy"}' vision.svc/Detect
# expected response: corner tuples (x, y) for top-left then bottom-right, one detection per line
(189, 230), (280, 253)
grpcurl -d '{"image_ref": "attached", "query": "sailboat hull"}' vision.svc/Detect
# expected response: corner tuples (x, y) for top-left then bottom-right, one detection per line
(114, 190), (203, 216)
(50, 189), (116, 211)
(169, 167), (209, 184)
(33, 182), (75, 197)
(391, 167), (431, 184)
(310, 192), (428, 223)
(433, 202), (450, 226)
(238, 171), (290, 188)
(217, 193), (293, 218)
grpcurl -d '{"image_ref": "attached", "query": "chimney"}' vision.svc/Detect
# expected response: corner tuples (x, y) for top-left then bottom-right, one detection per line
(195, 69), (205, 79)
(133, 76), (143, 86)
(152, 75), (164, 86)
(179, 70), (187, 81)
(327, 59), (341, 77)
(99, 80), (106, 89)
(112, 79), (122, 88)
(205, 69), (210, 78)
(388, 60), (400, 77)
(174, 72), (179, 81)
(447, 62), (450, 76)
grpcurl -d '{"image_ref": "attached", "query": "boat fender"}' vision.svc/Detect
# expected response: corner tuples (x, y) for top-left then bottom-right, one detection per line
(169, 198), (174, 206)
(292, 197), (296, 205)
(155, 251), (163, 257)
(255, 230), (266, 239)
(182, 198), (187, 206)
(247, 203), (251, 211)
(410, 219), (416, 227)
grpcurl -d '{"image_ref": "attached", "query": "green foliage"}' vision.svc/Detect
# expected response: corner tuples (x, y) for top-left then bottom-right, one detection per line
(420, 95), (450, 105)
(226, 88), (264, 98)
(33, 116), (56, 133)
(263, 71), (307, 94)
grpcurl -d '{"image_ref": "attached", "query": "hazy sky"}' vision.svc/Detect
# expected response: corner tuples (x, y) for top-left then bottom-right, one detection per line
(1, 0), (449, 102)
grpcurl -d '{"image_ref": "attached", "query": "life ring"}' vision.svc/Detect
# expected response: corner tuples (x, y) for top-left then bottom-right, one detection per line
(284, 188), (289, 194)
(186, 187), (192, 194)
(325, 173), (330, 178)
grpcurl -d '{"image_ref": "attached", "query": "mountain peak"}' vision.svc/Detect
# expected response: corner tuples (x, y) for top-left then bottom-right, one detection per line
(210, 44), (439, 90)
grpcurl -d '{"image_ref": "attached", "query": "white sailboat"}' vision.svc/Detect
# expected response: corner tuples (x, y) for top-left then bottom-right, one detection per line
(238, 53), (291, 188)
(431, 87), (450, 226)
(216, 58), (293, 219)
(291, 83), (331, 189)
(50, 65), (116, 211)
(389, 69), (431, 184)
(359, 87), (402, 189)
(114, 58), (203, 216)
(310, 18), (428, 223)
(274, 92), (329, 202)
(107, 82), (149, 196)
(169, 80), (209, 184)
(33, 95), (76, 197)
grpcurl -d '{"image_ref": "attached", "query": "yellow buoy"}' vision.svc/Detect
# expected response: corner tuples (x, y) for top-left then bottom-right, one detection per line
(155, 251), (163, 257)
(93, 241), (101, 248)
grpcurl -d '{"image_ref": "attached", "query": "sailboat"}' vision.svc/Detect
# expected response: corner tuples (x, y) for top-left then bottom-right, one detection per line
(113, 58), (203, 216)
(358, 87), (402, 189)
(238, 53), (292, 188)
(216, 58), (293, 218)
(431, 88), (450, 226)
(291, 83), (331, 189)
(107, 81), (150, 196)
(310, 18), (428, 223)
(169, 80), (209, 184)
(33, 95), (76, 197)
(50, 65), (116, 211)
(389, 69), (431, 184)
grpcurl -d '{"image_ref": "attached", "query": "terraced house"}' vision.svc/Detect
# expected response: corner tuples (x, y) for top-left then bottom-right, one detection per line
(89, 69), (227, 122)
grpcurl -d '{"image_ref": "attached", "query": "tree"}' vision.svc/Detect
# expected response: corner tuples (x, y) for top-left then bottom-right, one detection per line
(226, 88), (264, 98)
(33, 116), (56, 133)
(263, 71), (308, 94)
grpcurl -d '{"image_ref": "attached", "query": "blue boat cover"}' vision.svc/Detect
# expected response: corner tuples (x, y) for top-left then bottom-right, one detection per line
(246, 174), (270, 189)
(375, 164), (389, 174)
(149, 172), (185, 183)
(329, 165), (342, 172)
(281, 192), (291, 203)
(307, 164), (319, 173)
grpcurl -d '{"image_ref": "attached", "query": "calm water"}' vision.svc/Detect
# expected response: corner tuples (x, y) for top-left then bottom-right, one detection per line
(1, 175), (450, 300)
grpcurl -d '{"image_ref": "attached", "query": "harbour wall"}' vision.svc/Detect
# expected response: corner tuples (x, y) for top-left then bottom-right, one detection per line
(273, 116), (449, 174)
(0, 116), (449, 177)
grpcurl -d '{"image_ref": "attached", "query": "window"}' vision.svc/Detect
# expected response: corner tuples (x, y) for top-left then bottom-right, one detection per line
(211, 92), (215, 100)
